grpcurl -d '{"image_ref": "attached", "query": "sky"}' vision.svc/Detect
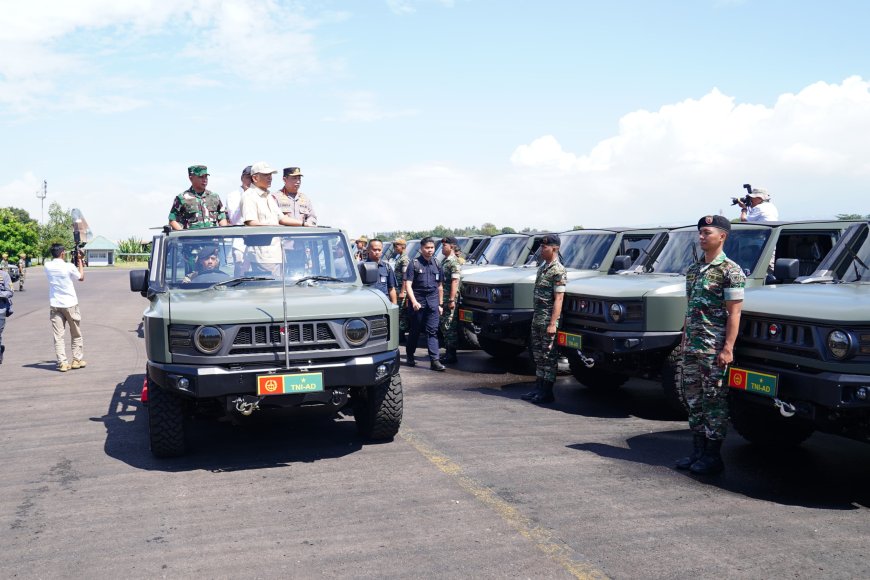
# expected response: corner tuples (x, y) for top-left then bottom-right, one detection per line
(1, 0), (870, 242)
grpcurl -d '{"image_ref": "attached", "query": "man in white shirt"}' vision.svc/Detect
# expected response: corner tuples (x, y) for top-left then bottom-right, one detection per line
(738, 187), (779, 222)
(44, 243), (85, 371)
(241, 161), (304, 275)
(227, 165), (252, 275)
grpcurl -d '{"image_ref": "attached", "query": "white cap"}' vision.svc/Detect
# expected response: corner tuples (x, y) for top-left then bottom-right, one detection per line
(748, 187), (770, 200)
(250, 161), (277, 175)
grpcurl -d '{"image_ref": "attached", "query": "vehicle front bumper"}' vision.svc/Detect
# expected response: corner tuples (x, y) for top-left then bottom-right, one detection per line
(557, 326), (681, 357)
(147, 349), (400, 398)
(461, 307), (533, 343)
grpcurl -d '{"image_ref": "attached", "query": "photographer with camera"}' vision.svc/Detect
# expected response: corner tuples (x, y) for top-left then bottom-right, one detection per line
(733, 185), (779, 223)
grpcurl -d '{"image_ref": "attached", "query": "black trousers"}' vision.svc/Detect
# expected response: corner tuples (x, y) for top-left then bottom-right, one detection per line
(406, 300), (440, 361)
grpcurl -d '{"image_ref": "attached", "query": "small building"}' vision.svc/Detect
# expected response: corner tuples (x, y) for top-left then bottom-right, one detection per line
(83, 235), (119, 267)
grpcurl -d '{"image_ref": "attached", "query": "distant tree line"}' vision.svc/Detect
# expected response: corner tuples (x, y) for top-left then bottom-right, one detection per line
(370, 223), (584, 241)
(836, 213), (870, 221)
(0, 202), (76, 262)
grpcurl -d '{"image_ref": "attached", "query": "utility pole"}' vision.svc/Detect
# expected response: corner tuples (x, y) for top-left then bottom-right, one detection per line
(36, 180), (47, 224)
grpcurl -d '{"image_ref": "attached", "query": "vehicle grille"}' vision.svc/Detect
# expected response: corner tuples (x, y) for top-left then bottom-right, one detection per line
(370, 316), (389, 339)
(565, 295), (607, 322)
(230, 322), (339, 354)
(739, 316), (818, 358)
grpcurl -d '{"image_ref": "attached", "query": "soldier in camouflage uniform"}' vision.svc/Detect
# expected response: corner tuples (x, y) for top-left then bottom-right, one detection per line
(168, 165), (228, 230)
(676, 215), (745, 475)
(392, 238), (410, 342)
(439, 236), (462, 364)
(17, 253), (26, 291)
(522, 234), (567, 404)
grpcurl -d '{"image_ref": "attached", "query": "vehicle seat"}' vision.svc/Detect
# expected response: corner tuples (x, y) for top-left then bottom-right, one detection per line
(795, 241), (822, 276)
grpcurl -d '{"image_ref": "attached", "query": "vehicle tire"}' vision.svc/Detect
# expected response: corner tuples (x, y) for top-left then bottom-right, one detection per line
(148, 384), (186, 458)
(728, 394), (815, 448)
(661, 344), (688, 415)
(567, 353), (628, 391)
(354, 373), (403, 441)
(479, 336), (525, 360)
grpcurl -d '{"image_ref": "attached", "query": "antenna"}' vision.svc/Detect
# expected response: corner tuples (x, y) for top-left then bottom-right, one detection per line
(35, 180), (47, 224)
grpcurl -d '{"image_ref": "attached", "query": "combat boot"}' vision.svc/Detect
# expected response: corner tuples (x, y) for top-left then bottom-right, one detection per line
(430, 359), (446, 372)
(405, 353), (416, 367)
(689, 439), (724, 475)
(531, 380), (555, 404)
(675, 433), (706, 470)
(521, 378), (542, 401)
(441, 347), (458, 364)
(0, 344), (4, 364)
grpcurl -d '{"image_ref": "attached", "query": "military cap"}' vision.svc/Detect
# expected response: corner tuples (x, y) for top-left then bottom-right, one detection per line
(19, 252), (26, 257)
(188, 165), (209, 176)
(698, 214), (731, 234)
(283, 167), (303, 177)
(540, 234), (561, 246)
(442, 235), (458, 245)
(241, 165), (252, 176)
(393, 237), (407, 245)
(357, 235), (368, 243)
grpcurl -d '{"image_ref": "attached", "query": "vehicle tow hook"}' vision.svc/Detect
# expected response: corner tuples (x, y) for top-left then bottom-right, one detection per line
(576, 350), (595, 368)
(233, 396), (262, 416)
(773, 398), (796, 418)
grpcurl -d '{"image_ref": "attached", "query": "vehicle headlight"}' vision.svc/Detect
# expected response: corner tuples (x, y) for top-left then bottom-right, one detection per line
(827, 330), (851, 359)
(609, 303), (626, 323)
(490, 288), (502, 302)
(344, 318), (369, 346)
(194, 326), (223, 354)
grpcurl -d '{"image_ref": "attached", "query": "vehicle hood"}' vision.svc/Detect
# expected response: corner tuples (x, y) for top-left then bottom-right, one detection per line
(461, 264), (509, 277)
(744, 283), (870, 322)
(463, 267), (603, 286)
(566, 272), (685, 299)
(166, 284), (389, 325)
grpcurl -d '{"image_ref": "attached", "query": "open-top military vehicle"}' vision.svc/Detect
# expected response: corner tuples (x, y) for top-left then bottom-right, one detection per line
(459, 228), (666, 359)
(130, 226), (402, 457)
(728, 221), (870, 447)
(556, 220), (851, 409)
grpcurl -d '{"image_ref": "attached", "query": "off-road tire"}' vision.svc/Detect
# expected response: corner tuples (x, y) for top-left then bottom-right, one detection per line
(728, 394), (815, 448)
(354, 373), (403, 441)
(148, 384), (186, 458)
(661, 344), (689, 415)
(567, 353), (629, 391)
(479, 336), (525, 360)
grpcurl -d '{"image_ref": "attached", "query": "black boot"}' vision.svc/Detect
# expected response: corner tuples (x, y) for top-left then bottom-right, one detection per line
(531, 380), (555, 404)
(441, 347), (458, 364)
(0, 344), (4, 365)
(690, 439), (724, 475)
(521, 378), (542, 401)
(406, 353), (416, 367)
(675, 433), (706, 470)
(430, 359), (446, 372)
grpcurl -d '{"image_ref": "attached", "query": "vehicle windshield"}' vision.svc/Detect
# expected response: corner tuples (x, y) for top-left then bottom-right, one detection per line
(647, 229), (771, 275)
(405, 240), (421, 260)
(473, 236), (528, 266)
(817, 223), (870, 283)
(163, 232), (356, 289)
(559, 233), (617, 270)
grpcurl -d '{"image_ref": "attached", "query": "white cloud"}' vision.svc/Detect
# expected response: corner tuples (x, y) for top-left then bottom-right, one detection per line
(386, 0), (456, 16)
(323, 91), (418, 122)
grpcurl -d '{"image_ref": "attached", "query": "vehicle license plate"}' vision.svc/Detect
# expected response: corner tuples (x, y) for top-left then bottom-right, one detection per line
(458, 309), (474, 323)
(257, 372), (324, 395)
(556, 331), (582, 349)
(727, 366), (778, 398)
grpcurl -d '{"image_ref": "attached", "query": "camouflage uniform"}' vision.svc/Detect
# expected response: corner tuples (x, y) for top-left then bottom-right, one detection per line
(531, 259), (567, 382)
(681, 252), (745, 440)
(17, 256), (25, 291)
(439, 253), (462, 349)
(168, 187), (226, 229)
(394, 252), (411, 335)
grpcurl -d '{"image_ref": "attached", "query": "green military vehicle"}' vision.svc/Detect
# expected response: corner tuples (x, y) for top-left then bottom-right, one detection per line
(728, 220), (870, 447)
(462, 233), (544, 275)
(130, 226), (402, 457)
(556, 220), (850, 408)
(459, 228), (666, 359)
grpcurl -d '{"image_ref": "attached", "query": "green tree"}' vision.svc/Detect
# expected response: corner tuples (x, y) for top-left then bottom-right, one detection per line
(572, 225), (584, 230)
(836, 213), (868, 221)
(480, 222), (499, 236)
(0, 208), (40, 259)
(39, 202), (75, 258)
(500, 226), (516, 234)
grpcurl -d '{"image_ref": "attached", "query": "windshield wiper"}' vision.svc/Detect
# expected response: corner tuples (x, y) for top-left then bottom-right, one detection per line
(845, 246), (869, 281)
(295, 275), (345, 286)
(478, 252), (490, 265)
(210, 276), (275, 288)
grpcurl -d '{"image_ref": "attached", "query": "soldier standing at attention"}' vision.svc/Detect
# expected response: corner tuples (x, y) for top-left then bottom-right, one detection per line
(354, 236), (368, 263)
(392, 238), (410, 342)
(675, 215), (745, 476)
(439, 236), (462, 364)
(0, 265), (12, 364)
(522, 234), (567, 404)
(17, 253), (26, 291)
(0, 253), (8, 272)
(404, 237), (445, 371)
(169, 165), (228, 230)
(274, 167), (317, 226)
(365, 239), (398, 304)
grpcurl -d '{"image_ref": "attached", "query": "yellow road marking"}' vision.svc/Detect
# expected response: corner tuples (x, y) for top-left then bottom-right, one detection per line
(400, 428), (609, 580)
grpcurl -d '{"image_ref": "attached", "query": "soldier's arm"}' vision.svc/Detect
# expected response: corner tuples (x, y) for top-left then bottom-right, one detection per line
(169, 220), (183, 230)
(549, 291), (565, 332)
(278, 215), (304, 227)
(718, 300), (742, 366)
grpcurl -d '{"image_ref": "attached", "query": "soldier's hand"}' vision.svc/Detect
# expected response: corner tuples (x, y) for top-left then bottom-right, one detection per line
(412, 301), (422, 311)
(438, 305), (443, 315)
(717, 347), (734, 367)
(546, 323), (557, 335)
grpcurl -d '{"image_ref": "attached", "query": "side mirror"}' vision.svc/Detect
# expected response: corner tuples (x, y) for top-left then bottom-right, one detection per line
(773, 258), (799, 283)
(129, 269), (149, 296)
(358, 261), (379, 285)
(610, 255), (632, 272)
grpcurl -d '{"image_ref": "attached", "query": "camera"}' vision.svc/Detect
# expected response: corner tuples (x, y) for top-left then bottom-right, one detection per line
(731, 183), (752, 206)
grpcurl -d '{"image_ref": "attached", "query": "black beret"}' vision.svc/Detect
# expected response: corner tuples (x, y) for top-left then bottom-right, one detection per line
(698, 215), (731, 234)
(541, 233), (561, 246)
(442, 236), (458, 245)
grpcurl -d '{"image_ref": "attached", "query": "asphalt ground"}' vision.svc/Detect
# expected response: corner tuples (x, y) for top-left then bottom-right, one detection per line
(1, 268), (868, 579)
